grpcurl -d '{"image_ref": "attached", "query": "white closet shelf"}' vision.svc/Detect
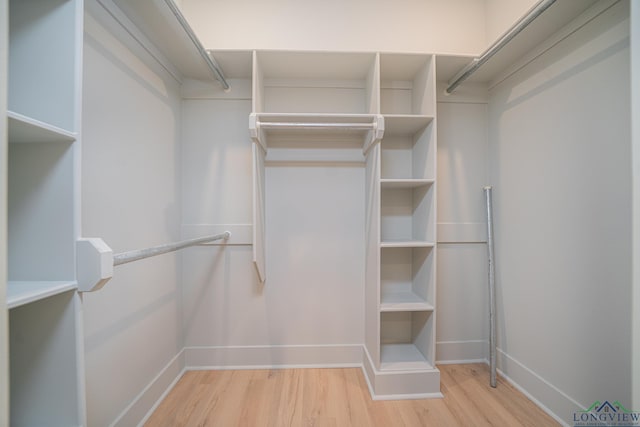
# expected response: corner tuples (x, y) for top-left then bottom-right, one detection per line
(381, 179), (434, 189)
(7, 281), (78, 309)
(380, 344), (433, 371)
(380, 290), (434, 312)
(110, 0), (225, 83)
(436, 0), (601, 85)
(383, 115), (433, 135)
(8, 111), (77, 144)
(380, 241), (435, 248)
(250, 113), (384, 152)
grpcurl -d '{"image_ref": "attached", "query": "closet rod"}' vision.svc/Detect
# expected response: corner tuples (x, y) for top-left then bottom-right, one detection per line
(445, 0), (557, 94)
(163, 0), (230, 91)
(257, 122), (375, 130)
(113, 232), (231, 266)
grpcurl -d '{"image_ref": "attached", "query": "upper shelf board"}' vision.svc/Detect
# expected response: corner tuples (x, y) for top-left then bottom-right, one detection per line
(436, 0), (602, 84)
(111, 0), (216, 81)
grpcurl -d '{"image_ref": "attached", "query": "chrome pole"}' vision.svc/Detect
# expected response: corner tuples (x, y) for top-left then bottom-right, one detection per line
(113, 232), (230, 266)
(484, 186), (497, 388)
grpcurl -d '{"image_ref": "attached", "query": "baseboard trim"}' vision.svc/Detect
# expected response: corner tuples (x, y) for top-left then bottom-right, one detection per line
(362, 345), (442, 399)
(111, 350), (185, 427)
(496, 348), (583, 427)
(436, 339), (488, 363)
(184, 344), (363, 369)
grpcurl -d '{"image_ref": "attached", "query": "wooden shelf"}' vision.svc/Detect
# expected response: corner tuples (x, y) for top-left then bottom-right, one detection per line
(380, 290), (434, 312)
(383, 115), (433, 135)
(380, 344), (433, 371)
(7, 281), (78, 309)
(8, 111), (77, 144)
(381, 179), (434, 189)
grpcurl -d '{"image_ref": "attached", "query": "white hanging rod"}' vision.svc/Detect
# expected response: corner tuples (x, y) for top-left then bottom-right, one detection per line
(163, 0), (230, 91)
(445, 0), (557, 94)
(113, 232), (230, 266)
(257, 121), (375, 130)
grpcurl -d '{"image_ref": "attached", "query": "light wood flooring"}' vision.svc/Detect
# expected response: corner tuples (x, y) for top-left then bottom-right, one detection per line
(145, 364), (560, 426)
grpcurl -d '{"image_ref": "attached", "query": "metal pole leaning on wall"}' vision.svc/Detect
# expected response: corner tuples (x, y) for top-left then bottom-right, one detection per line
(484, 186), (497, 388)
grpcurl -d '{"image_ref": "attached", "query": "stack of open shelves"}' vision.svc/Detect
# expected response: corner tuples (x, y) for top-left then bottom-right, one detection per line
(377, 53), (437, 375)
(248, 50), (439, 396)
(6, 0), (85, 424)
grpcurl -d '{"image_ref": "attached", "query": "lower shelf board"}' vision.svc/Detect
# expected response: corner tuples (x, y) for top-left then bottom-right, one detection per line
(380, 343), (433, 371)
(380, 290), (434, 312)
(7, 281), (78, 309)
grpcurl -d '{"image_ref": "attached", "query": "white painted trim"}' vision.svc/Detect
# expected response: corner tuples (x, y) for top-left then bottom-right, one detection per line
(361, 345), (442, 399)
(496, 348), (584, 427)
(436, 359), (487, 365)
(184, 344), (363, 369)
(371, 391), (443, 401)
(436, 339), (488, 363)
(110, 350), (185, 427)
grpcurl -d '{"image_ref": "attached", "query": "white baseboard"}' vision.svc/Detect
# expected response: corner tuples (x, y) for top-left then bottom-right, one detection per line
(362, 346), (442, 399)
(496, 348), (583, 427)
(110, 350), (185, 427)
(436, 339), (488, 364)
(184, 344), (363, 369)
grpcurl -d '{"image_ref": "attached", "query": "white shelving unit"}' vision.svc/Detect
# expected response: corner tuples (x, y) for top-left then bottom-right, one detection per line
(372, 53), (438, 391)
(250, 50), (440, 397)
(6, 0), (85, 425)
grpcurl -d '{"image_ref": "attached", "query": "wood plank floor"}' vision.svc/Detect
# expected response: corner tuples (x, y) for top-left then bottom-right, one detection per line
(145, 364), (560, 426)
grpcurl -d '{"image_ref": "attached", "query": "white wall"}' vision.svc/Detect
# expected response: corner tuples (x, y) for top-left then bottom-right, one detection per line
(180, 87), (365, 363)
(182, 0), (487, 55)
(0, 0), (9, 422)
(81, 2), (183, 425)
(436, 88), (490, 363)
(484, 0), (537, 46)
(488, 1), (631, 422)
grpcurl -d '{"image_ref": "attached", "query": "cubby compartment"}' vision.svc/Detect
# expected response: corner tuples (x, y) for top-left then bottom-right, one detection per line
(8, 142), (76, 301)
(9, 291), (83, 426)
(380, 120), (435, 180)
(380, 53), (435, 116)
(8, 0), (80, 132)
(380, 311), (434, 371)
(253, 51), (379, 114)
(380, 246), (434, 311)
(380, 182), (435, 244)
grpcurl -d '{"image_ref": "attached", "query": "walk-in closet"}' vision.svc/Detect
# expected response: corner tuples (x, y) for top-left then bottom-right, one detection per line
(1, 0), (639, 425)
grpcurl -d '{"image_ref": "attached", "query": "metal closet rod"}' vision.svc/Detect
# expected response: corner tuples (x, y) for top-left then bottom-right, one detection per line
(257, 121), (376, 130)
(163, 0), (230, 91)
(113, 232), (231, 266)
(446, 0), (557, 94)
